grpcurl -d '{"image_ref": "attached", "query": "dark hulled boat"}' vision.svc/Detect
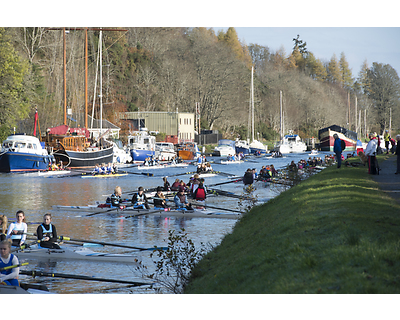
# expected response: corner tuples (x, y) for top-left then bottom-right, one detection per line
(318, 125), (357, 152)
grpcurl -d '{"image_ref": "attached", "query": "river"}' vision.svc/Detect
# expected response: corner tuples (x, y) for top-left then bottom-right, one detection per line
(0, 151), (340, 294)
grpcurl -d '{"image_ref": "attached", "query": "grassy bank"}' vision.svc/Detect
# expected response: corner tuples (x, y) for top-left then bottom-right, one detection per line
(185, 155), (400, 294)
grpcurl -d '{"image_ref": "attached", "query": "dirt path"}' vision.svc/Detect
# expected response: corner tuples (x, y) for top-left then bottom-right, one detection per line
(371, 155), (400, 204)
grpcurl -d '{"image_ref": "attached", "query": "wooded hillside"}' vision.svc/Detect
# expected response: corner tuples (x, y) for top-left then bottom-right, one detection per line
(1, 27), (399, 143)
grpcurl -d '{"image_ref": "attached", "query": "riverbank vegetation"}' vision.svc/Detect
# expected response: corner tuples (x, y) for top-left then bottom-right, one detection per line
(184, 154), (400, 293)
(1, 27), (399, 143)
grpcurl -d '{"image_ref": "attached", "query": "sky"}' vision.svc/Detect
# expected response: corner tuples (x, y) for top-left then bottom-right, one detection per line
(214, 27), (400, 78)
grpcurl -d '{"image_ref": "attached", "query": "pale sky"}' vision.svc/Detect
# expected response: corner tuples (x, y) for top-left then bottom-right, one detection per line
(214, 27), (400, 78)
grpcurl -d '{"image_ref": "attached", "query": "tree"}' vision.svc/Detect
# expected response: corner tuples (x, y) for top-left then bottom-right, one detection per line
(366, 62), (400, 133)
(339, 52), (353, 89)
(305, 52), (327, 81)
(291, 34), (307, 71)
(326, 54), (342, 85)
(0, 28), (30, 139)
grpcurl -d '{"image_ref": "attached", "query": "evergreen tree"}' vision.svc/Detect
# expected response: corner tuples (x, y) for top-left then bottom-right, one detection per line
(339, 52), (353, 89)
(291, 34), (307, 71)
(326, 54), (342, 85)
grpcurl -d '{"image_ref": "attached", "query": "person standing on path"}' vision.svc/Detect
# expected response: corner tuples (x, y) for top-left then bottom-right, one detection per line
(333, 134), (342, 168)
(365, 133), (378, 174)
(395, 134), (400, 174)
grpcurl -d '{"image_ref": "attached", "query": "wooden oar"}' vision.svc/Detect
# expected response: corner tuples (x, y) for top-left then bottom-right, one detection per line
(0, 262), (29, 271)
(57, 236), (163, 251)
(20, 270), (153, 287)
(189, 201), (243, 214)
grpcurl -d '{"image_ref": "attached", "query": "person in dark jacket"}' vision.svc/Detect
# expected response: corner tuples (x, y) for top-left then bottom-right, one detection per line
(110, 186), (125, 209)
(333, 133), (342, 168)
(243, 168), (254, 185)
(131, 186), (150, 209)
(36, 213), (60, 249)
(154, 186), (170, 210)
(395, 135), (400, 174)
(193, 182), (207, 201)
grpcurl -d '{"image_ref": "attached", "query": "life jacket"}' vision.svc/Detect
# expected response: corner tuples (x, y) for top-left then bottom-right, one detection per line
(40, 224), (53, 239)
(195, 187), (206, 201)
(9, 223), (25, 240)
(0, 254), (16, 276)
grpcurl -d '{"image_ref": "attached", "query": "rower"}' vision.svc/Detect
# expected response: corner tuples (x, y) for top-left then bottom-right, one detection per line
(6, 210), (27, 247)
(131, 187), (150, 209)
(37, 213), (61, 249)
(153, 186), (170, 210)
(174, 186), (193, 211)
(0, 215), (7, 242)
(193, 181), (207, 201)
(0, 240), (20, 286)
(110, 186), (125, 209)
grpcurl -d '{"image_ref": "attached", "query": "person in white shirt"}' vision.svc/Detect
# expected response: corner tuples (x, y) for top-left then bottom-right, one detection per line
(6, 210), (27, 247)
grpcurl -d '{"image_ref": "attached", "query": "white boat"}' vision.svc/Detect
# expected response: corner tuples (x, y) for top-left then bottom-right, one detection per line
(53, 204), (241, 219)
(137, 162), (188, 170)
(110, 140), (132, 164)
(15, 244), (138, 264)
(0, 134), (54, 173)
(235, 139), (250, 155)
(310, 149), (318, 155)
(155, 142), (176, 161)
(249, 140), (268, 154)
(220, 160), (243, 164)
(127, 128), (156, 162)
(212, 140), (236, 157)
(275, 134), (307, 154)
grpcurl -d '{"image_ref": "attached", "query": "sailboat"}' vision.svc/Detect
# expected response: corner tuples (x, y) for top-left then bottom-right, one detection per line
(248, 66), (268, 155)
(43, 28), (113, 168)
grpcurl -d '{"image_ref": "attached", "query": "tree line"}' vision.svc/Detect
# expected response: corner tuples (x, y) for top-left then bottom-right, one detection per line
(0, 27), (399, 143)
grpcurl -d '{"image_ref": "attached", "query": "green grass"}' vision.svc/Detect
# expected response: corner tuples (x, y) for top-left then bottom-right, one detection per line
(185, 155), (400, 293)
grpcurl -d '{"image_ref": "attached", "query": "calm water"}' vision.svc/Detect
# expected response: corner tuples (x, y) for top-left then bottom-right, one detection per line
(0, 151), (337, 293)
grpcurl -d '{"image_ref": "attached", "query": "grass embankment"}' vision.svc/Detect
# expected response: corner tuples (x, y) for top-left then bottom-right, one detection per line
(185, 155), (400, 293)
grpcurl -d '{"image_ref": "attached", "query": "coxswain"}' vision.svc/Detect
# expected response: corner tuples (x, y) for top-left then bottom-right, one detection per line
(174, 186), (193, 210)
(0, 240), (20, 286)
(163, 177), (171, 191)
(37, 213), (61, 249)
(131, 186), (150, 209)
(110, 186), (125, 209)
(6, 210), (27, 247)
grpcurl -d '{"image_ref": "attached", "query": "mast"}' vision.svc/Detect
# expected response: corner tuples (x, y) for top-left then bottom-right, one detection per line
(99, 29), (103, 136)
(280, 90), (283, 140)
(84, 28), (88, 130)
(63, 27), (67, 125)
(251, 66), (255, 142)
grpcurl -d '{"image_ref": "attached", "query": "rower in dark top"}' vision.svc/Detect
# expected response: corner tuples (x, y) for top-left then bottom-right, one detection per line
(36, 213), (60, 249)
(131, 186), (150, 209)
(193, 182), (207, 201)
(110, 186), (125, 209)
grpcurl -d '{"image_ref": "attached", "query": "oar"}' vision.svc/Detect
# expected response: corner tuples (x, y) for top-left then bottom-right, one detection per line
(20, 270), (153, 287)
(85, 204), (134, 217)
(208, 178), (243, 187)
(207, 188), (252, 200)
(189, 201), (243, 214)
(121, 170), (154, 177)
(123, 209), (167, 219)
(11, 240), (38, 253)
(57, 236), (163, 251)
(166, 171), (196, 177)
(0, 262), (29, 271)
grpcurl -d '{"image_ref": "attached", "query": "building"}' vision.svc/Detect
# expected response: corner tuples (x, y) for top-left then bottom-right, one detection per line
(120, 111), (195, 143)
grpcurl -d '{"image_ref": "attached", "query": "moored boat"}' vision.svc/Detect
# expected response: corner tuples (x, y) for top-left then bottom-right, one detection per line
(127, 128), (156, 162)
(0, 134), (54, 173)
(212, 139), (236, 157)
(274, 134), (307, 154)
(318, 125), (357, 152)
(155, 142), (176, 161)
(176, 142), (200, 160)
(235, 139), (250, 155)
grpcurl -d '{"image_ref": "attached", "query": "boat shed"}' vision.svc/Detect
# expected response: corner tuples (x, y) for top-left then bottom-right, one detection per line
(120, 111), (195, 143)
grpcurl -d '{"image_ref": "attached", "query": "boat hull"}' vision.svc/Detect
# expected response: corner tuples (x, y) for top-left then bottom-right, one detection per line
(0, 152), (52, 173)
(318, 128), (356, 152)
(53, 147), (113, 168)
(130, 149), (155, 162)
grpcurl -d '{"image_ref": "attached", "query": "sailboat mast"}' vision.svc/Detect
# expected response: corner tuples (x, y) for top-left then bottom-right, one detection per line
(84, 27), (88, 130)
(63, 27), (67, 126)
(251, 66), (254, 142)
(280, 90), (283, 140)
(99, 29), (103, 136)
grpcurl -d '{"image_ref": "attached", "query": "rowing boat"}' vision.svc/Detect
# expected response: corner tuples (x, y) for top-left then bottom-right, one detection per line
(81, 173), (128, 179)
(220, 160), (243, 164)
(14, 244), (138, 264)
(52, 204), (241, 219)
(0, 283), (50, 294)
(137, 162), (189, 170)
